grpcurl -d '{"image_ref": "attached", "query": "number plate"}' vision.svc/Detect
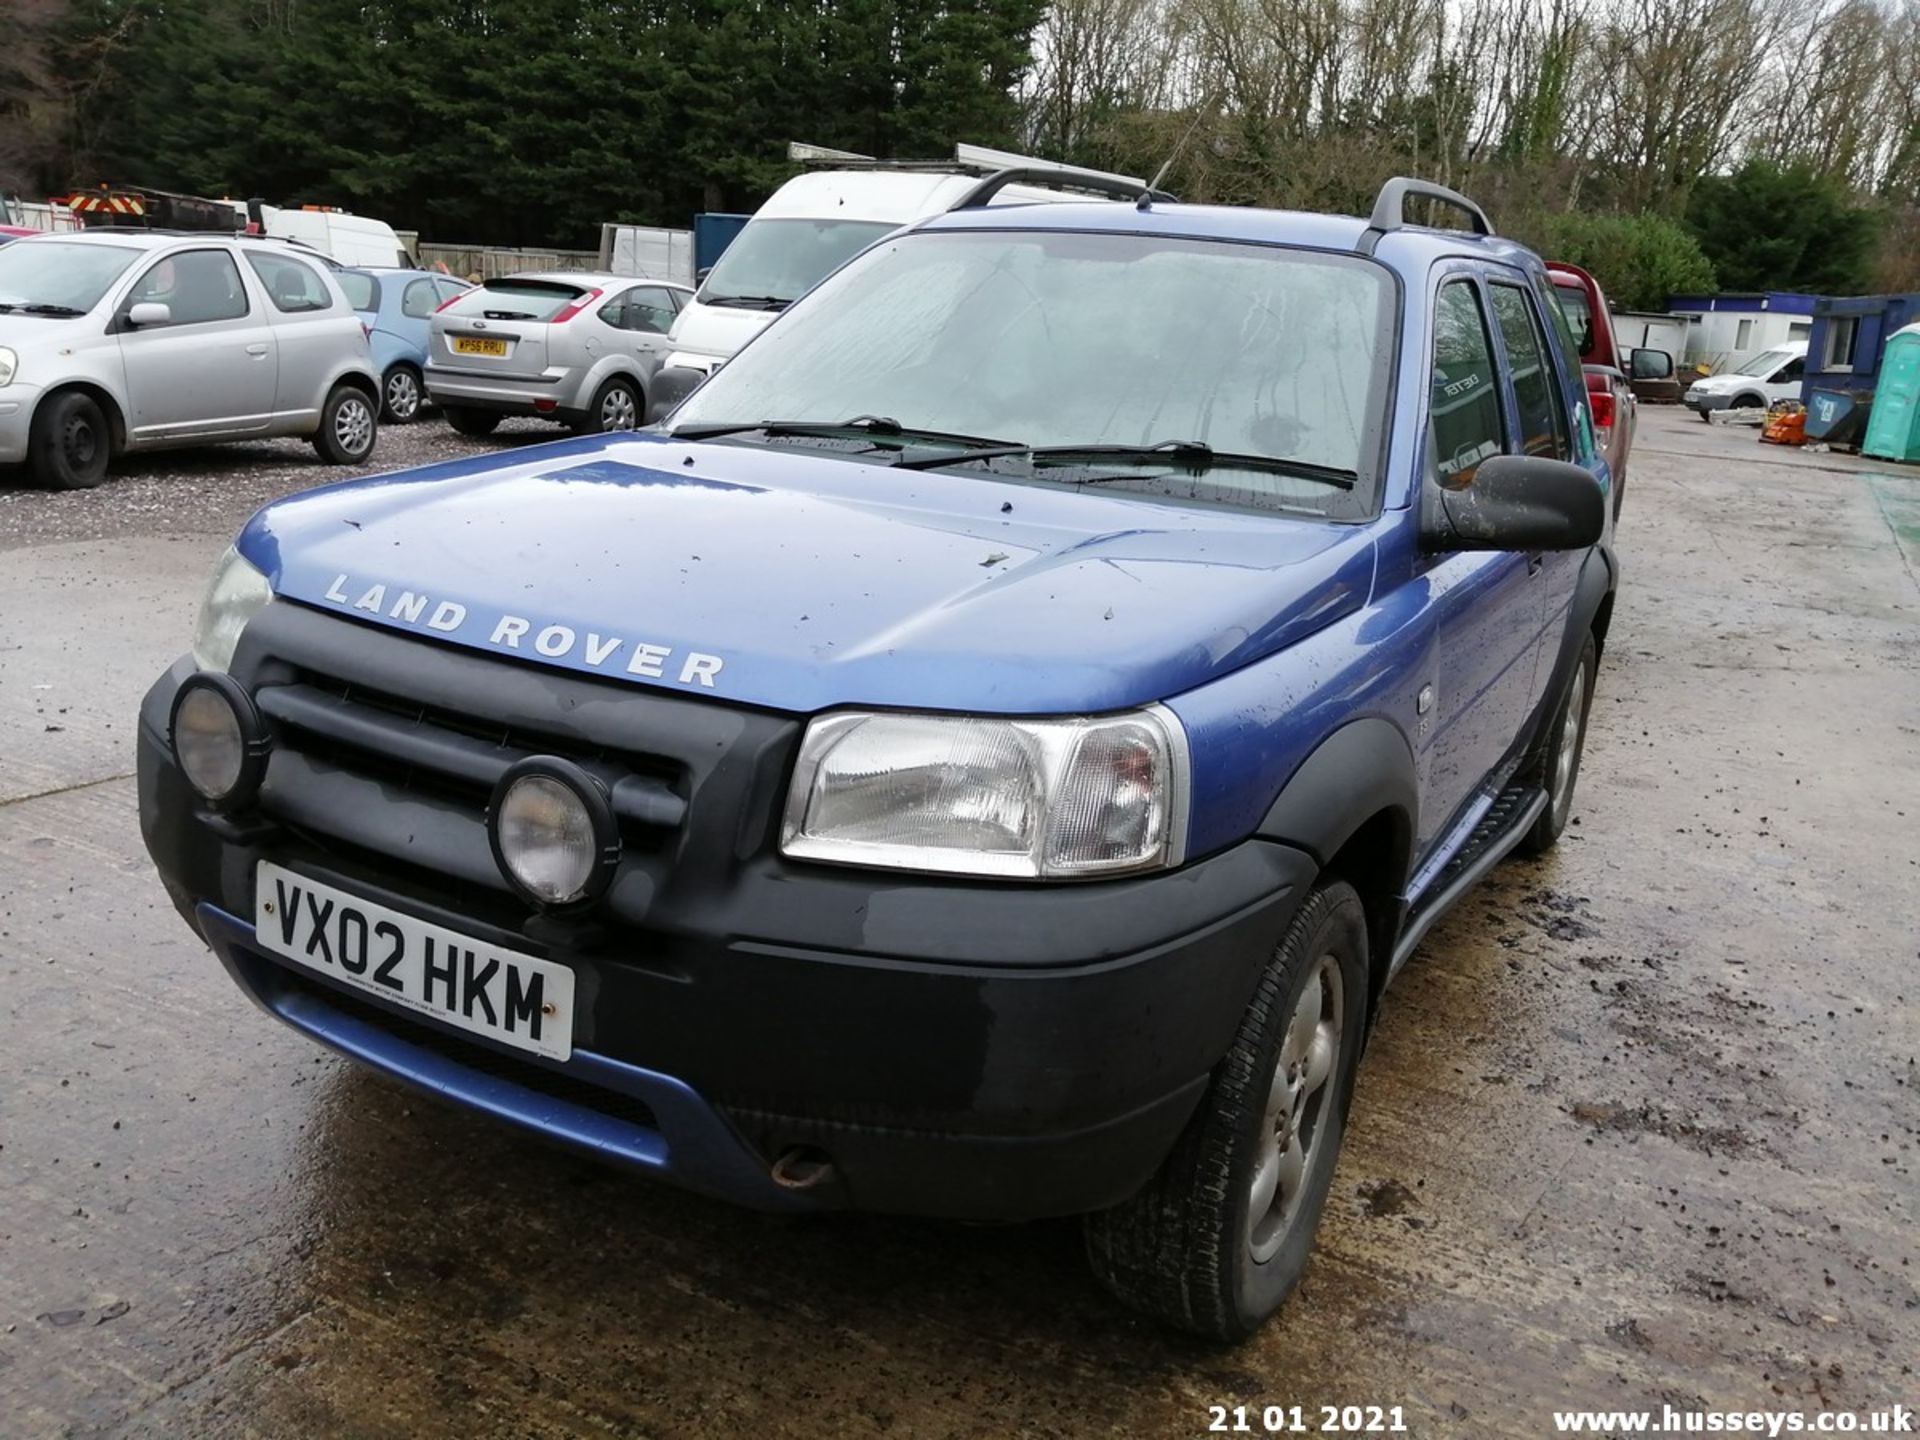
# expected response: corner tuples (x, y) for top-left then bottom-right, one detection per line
(452, 336), (509, 357)
(253, 862), (574, 1061)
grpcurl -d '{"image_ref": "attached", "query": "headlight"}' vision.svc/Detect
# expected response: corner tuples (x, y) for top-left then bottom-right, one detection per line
(0, 347), (16, 387)
(191, 546), (273, 672)
(170, 673), (269, 806)
(781, 708), (1189, 879)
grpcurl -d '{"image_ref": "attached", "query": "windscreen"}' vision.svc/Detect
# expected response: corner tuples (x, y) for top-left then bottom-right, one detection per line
(446, 279), (585, 322)
(672, 229), (1395, 515)
(696, 218), (897, 308)
(1553, 280), (1595, 358)
(1733, 348), (1790, 376)
(0, 240), (140, 313)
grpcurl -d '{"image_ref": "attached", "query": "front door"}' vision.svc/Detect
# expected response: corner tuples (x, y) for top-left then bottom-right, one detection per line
(1415, 276), (1543, 858)
(117, 248), (278, 440)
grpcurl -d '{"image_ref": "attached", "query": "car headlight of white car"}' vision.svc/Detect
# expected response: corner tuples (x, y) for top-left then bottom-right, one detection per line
(781, 708), (1189, 879)
(191, 545), (273, 673)
(0, 347), (16, 387)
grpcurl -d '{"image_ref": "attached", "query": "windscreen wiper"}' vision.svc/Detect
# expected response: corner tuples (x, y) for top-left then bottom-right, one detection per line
(703, 294), (791, 311)
(0, 302), (86, 316)
(897, 438), (1358, 489)
(674, 416), (1020, 449)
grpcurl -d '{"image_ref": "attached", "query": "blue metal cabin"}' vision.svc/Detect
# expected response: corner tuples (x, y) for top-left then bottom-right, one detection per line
(1801, 292), (1920, 399)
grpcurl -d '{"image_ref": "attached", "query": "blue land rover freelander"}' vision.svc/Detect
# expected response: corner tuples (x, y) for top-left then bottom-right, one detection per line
(139, 175), (1614, 1340)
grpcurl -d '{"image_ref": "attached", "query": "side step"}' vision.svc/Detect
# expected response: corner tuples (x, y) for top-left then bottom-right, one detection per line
(1390, 783), (1547, 975)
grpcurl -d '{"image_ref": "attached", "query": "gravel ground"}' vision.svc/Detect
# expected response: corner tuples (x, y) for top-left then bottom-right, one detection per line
(0, 415), (573, 548)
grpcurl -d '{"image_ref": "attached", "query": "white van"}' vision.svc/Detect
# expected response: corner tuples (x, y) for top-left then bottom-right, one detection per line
(254, 205), (413, 268)
(1682, 340), (1809, 420)
(662, 145), (1156, 374)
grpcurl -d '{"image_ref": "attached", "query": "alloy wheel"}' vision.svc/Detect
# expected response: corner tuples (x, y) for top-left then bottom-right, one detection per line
(1248, 953), (1344, 1263)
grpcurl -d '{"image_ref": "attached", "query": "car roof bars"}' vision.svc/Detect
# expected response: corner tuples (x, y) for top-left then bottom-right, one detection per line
(948, 167), (1177, 212)
(1357, 177), (1494, 255)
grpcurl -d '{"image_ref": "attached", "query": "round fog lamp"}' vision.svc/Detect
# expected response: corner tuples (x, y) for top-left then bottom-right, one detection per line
(170, 673), (268, 806)
(489, 758), (620, 907)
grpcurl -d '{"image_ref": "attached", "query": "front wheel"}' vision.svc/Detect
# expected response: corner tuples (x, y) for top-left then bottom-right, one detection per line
(1517, 632), (1597, 856)
(312, 384), (378, 465)
(1084, 880), (1369, 1341)
(381, 364), (423, 424)
(28, 391), (112, 490)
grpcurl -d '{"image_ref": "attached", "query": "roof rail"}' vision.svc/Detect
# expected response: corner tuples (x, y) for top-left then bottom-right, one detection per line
(1357, 177), (1493, 255)
(948, 166), (1175, 212)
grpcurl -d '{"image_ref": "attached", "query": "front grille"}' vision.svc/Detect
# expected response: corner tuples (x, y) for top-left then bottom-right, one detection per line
(230, 601), (802, 928)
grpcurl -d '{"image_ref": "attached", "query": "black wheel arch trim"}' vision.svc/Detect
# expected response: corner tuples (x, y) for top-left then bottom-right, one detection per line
(1255, 717), (1419, 877)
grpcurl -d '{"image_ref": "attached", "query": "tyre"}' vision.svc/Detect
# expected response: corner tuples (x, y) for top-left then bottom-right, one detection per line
(381, 364), (423, 425)
(312, 384), (378, 465)
(444, 405), (502, 438)
(1731, 393), (1763, 409)
(1698, 410), (1713, 423)
(1084, 880), (1369, 1341)
(1516, 632), (1597, 856)
(578, 377), (641, 434)
(28, 390), (112, 490)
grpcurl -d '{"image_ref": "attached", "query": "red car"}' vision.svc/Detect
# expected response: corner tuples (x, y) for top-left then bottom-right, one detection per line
(1548, 262), (1650, 519)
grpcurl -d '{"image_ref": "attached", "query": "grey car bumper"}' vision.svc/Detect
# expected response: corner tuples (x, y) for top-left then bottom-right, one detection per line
(424, 366), (594, 417)
(0, 386), (42, 465)
(1684, 391), (1731, 415)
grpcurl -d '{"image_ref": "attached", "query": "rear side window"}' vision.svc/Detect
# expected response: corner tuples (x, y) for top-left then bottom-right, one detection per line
(402, 278), (440, 318)
(1429, 281), (1504, 488)
(603, 285), (677, 334)
(128, 249), (250, 326)
(1491, 283), (1571, 461)
(245, 251), (333, 313)
(447, 280), (584, 322)
(338, 271), (379, 310)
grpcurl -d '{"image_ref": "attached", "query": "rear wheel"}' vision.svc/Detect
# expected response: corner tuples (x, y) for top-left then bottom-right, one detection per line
(381, 364), (423, 424)
(1083, 880), (1368, 1340)
(312, 384), (378, 465)
(1517, 633), (1597, 856)
(578, 377), (641, 434)
(444, 405), (502, 438)
(29, 391), (112, 490)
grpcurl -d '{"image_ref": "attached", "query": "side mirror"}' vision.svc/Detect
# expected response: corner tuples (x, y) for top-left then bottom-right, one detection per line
(1629, 347), (1672, 380)
(648, 364), (709, 425)
(1422, 454), (1604, 553)
(126, 301), (172, 328)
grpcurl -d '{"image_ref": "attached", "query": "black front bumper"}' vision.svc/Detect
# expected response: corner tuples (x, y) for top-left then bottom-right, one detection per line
(138, 606), (1314, 1221)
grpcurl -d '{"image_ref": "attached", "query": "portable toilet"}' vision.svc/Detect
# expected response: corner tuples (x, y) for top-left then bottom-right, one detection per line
(1863, 323), (1920, 463)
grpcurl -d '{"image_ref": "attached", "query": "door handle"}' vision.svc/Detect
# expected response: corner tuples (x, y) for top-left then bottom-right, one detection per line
(245, 343), (269, 357)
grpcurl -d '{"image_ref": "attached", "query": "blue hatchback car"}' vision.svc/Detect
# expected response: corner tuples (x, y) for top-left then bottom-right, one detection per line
(338, 267), (472, 423)
(139, 176), (1613, 1339)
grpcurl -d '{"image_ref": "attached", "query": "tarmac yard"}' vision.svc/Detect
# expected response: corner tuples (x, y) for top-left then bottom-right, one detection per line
(1, 409), (1915, 1438)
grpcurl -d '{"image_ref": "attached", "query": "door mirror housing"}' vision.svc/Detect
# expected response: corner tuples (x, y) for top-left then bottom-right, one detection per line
(1629, 347), (1672, 380)
(648, 364), (709, 425)
(1422, 454), (1605, 553)
(126, 301), (172, 328)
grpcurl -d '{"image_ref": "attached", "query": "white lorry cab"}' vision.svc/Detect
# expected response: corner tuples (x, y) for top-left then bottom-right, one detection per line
(662, 144), (1159, 375)
(252, 204), (413, 268)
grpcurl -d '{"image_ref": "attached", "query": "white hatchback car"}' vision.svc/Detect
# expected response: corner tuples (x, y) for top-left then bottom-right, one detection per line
(424, 272), (693, 436)
(0, 230), (381, 489)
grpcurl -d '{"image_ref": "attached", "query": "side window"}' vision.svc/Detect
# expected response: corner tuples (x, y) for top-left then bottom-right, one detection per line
(435, 278), (470, 306)
(402, 278), (440, 319)
(1534, 272), (1597, 461)
(1491, 283), (1571, 461)
(129, 250), (250, 326)
(1779, 356), (1805, 383)
(624, 286), (677, 334)
(243, 251), (332, 314)
(1429, 281), (1505, 489)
